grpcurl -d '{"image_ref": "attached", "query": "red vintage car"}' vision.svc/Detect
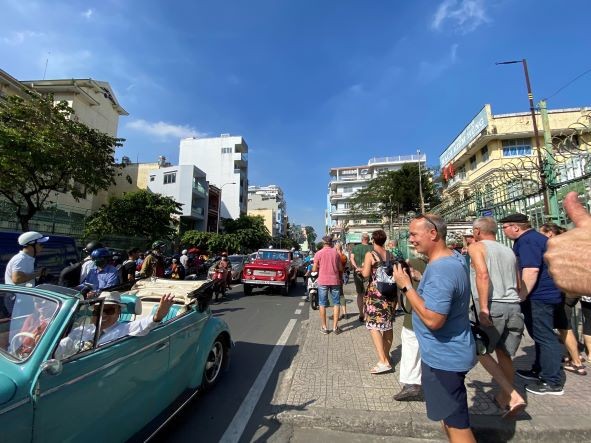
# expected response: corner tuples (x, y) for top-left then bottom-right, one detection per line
(242, 249), (298, 296)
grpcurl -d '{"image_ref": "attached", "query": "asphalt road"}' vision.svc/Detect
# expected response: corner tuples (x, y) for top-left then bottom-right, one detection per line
(151, 280), (309, 443)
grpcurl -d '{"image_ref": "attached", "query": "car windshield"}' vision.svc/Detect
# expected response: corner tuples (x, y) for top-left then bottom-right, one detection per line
(0, 290), (59, 361)
(229, 256), (244, 264)
(259, 251), (289, 261)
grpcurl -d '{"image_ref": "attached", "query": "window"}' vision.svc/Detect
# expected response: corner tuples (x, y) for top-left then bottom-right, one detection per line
(502, 138), (532, 157)
(469, 155), (477, 171)
(221, 147), (232, 154)
(149, 175), (155, 182)
(481, 146), (489, 162)
(163, 172), (176, 184)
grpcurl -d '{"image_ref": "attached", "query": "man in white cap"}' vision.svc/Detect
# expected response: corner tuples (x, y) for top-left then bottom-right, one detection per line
(180, 249), (189, 270)
(55, 292), (175, 359)
(4, 231), (49, 286)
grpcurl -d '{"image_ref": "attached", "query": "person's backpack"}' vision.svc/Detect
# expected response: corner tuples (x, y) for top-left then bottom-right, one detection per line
(58, 261), (84, 288)
(370, 251), (397, 301)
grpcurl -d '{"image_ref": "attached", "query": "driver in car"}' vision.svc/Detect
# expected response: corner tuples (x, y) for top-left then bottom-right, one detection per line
(54, 292), (175, 360)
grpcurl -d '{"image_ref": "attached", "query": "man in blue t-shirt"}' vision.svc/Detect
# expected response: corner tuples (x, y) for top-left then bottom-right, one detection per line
(500, 213), (564, 396)
(394, 214), (476, 442)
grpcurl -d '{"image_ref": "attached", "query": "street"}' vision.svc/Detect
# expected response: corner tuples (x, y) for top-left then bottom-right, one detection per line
(151, 281), (309, 443)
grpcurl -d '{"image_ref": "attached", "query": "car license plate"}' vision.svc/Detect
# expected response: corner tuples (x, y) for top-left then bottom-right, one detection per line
(253, 270), (275, 276)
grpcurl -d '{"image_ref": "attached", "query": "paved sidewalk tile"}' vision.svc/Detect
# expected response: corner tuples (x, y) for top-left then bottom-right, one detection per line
(273, 283), (591, 441)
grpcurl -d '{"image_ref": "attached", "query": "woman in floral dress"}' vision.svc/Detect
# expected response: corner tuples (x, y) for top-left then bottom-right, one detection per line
(362, 229), (396, 374)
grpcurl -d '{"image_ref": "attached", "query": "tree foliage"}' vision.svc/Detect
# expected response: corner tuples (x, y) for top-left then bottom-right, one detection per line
(182, 214), (271, 254)
(304, 226), (317, 247)
(349, 164), (440, 222)
(84, 190), (182, 240)
(0, 91), (124, 230)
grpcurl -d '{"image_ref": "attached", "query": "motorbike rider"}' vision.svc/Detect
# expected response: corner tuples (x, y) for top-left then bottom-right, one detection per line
(4, 231), (49, 286)
(79, 241), (104, 284)
(80, 248), (120, 295)
(140, 241), (166, 278)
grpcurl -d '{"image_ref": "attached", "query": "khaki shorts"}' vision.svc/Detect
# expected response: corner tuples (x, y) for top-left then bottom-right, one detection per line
(481, 302), (524, 356)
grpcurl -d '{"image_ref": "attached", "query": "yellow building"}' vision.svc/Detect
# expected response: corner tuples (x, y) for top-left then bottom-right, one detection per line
(247, 208), (275, 236)
(436, 104), (591, 223)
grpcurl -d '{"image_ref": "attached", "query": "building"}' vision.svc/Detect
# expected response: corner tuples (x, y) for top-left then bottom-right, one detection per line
(327, 155), (426, 243)
(247, 185), (287, 237)
(147, 164), (209, 232)
(179, 135), (248, 220)
(435, 103), (591, 224)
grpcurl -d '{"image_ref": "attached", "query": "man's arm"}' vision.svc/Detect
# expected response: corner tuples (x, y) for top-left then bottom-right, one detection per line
(468, 243), (493, 327)
(350, 250), (360, 271)
(11, 270), (37, 284)
(520, 268), (540, 297)
(393, 264), (447, 330)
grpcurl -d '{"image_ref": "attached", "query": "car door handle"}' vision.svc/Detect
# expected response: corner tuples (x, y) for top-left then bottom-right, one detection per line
(155, 342), (169, 352)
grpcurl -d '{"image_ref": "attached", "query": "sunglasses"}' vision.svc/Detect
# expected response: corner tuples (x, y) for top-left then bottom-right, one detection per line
(416, 214), (439, 234)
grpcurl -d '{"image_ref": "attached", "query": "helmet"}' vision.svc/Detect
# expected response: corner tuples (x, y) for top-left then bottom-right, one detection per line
(181, 249), (187, 255)
(152, 240), (166, 250)
(91, 248), (112, 260)
(84, 241), (104, 254)
(18, 231), (49, 246)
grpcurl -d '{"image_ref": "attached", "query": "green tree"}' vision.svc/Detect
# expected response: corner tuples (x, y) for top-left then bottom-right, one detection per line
(222, 215), (271, 252)
(349, 164), (440, 222)
(0, 91), (124, 230)
(304, 226), (317, 246)
(181, 231), (212, 251)
(84, 190), (182, 240)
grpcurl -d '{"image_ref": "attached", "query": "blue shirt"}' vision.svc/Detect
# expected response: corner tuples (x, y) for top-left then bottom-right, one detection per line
(83, 264), (120, 291)
(413, 252), (476, 372)
(512, 229), (561, 304)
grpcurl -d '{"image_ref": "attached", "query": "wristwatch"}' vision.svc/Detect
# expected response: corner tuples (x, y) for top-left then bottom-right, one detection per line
(401, 285), (412, 293)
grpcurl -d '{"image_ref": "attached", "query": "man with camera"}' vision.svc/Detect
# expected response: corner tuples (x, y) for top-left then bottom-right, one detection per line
(393, 214), (476, 443)
(468, 217), (526, 418)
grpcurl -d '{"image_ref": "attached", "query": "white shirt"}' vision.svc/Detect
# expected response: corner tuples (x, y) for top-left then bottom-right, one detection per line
(54, 314), (158, 360)
(4, 251), (36, 286)
(79, 258), (95, 284)
(180, 254), (189, 268)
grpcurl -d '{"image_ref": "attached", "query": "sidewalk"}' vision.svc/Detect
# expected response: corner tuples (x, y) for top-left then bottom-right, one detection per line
(272, 283), (591, 442)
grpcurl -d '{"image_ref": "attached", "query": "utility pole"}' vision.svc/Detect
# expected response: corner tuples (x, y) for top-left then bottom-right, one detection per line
(539, 99), (561, 222)
(417, 149), (425, 213)
(496, 59), (550, 216)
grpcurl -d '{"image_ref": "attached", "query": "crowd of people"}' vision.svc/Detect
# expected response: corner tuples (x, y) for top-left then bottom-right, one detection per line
(308, 191), (591, 443)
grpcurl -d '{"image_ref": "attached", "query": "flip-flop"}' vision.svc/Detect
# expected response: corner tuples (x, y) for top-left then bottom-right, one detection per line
(564, 363), (587, 375)
(370, 363), (392, 374)
(502, 402), (527, 420)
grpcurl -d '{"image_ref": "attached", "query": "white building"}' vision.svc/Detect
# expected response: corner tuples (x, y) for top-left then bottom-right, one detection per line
(179, 134), (248, 220)
(247, 185), (287, 236)
(327, 154), (426, 243)
(147, 164), (209, 231)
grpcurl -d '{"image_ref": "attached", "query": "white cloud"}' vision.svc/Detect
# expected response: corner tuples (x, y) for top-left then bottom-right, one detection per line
(1, 30), (44, 45)
(82, 9), (94, 19)
(431, 0), (489, 33)
(126, 119), (206, 140)
(418, 43), (459, 82)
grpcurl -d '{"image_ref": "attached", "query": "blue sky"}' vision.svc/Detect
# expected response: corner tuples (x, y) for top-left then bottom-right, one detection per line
(2, 0), (591, 235)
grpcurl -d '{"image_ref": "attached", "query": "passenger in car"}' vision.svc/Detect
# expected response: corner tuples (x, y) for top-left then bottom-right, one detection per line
(54, 292), (175, 360)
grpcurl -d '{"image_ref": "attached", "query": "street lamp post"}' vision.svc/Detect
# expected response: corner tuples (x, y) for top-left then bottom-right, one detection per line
(496, 58), (550, 216)
(217, 182), (236, 234)
(417, 149), (425, 213)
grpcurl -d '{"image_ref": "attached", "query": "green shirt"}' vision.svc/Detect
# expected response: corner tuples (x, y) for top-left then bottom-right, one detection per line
(351, 243), (373, 269)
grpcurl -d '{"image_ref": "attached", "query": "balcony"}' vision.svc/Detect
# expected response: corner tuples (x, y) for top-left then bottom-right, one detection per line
(234, 153), (248, 169)
(192, 181), (207, 197)
(191, 206), (205, 219)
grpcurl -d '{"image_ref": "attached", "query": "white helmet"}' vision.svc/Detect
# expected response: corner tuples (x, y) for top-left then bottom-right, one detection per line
(182, 249), (188, 255)
(18, 231), (49, 246)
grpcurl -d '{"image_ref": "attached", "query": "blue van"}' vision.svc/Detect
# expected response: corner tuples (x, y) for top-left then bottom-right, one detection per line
(0, 231), (79, 284)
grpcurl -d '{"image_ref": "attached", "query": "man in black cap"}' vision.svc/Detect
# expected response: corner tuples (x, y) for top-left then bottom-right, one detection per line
(500, 213), (564, 395)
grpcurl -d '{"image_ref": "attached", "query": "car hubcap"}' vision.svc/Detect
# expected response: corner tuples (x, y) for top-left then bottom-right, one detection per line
(205, 340), (223, 383)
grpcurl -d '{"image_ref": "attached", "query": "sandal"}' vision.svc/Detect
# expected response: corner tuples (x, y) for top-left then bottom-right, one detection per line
(564, 363), (587, 375)
(370, 362), (392, 374)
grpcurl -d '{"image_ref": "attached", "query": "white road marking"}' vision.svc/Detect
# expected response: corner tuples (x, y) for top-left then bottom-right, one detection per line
(294, 309), (302, 315)
(298, 301), (305, 307)
(300, 296), (307, 300)
(219, 318), (297, 443)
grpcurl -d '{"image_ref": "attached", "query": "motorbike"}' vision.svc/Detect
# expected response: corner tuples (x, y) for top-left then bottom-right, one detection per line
(307, 271), (319, 310)
(211, 268), (228, 301)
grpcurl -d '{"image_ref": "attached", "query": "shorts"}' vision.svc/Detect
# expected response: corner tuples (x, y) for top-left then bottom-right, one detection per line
(557, 296), (580, 330)
(581, 300), (591, 336)
(421, 362), (470, 429)
(318, 285), (340, 307)
(481, 302), (524, 356)
(353, 272), (368, 296)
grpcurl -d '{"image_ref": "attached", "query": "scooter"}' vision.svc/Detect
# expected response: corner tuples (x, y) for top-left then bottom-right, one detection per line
(307, 271), (319, 310)
(211, 269), (227, 301)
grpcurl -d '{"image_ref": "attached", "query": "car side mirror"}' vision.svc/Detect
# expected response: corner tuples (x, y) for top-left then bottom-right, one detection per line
(41, 359), (63, 376)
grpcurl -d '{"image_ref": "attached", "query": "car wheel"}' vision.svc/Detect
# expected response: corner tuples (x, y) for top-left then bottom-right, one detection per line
(281, 282), (289, 296)
(201, 336), (227, 391)
(244, 285), (252, 296)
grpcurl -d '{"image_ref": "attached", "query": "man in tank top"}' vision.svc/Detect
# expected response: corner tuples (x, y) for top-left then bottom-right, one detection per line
(468, 216), (526, 418)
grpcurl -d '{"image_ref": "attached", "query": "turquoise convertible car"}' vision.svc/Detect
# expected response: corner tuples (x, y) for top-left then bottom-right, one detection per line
(0, 279), (231, 442)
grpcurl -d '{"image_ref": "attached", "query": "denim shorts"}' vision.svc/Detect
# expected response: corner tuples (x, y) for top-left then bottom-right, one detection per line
(318, 285), (341, 307)
(421, 362), (470, 429)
